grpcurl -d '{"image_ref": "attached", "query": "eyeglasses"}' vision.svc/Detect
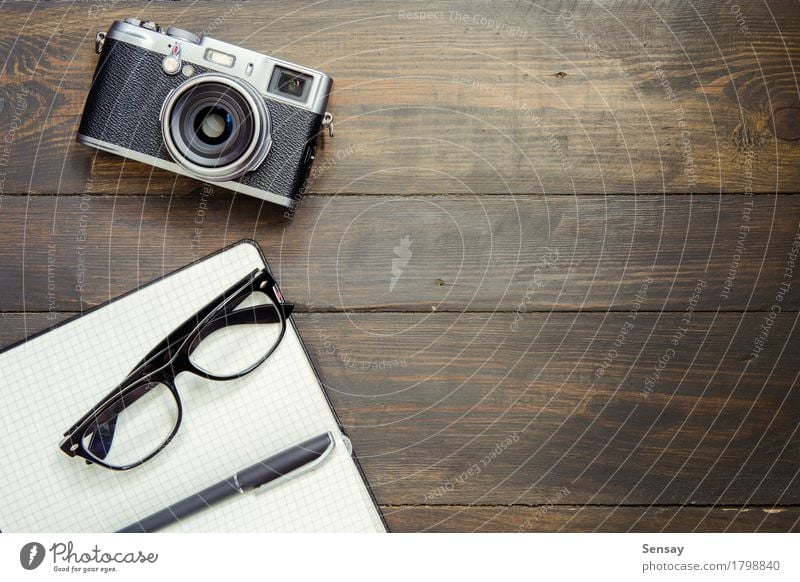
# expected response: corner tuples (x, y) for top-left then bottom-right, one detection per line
(59, 268), (293, 471)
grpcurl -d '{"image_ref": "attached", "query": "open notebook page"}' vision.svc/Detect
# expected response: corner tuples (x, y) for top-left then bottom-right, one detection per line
(0, 241), (385, 532)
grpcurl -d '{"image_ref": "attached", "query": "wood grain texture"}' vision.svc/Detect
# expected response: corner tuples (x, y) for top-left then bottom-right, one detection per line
(381, 506), (800, 532)
(302, 312), (800, 506)
(1, 194), (800, 313)
(4, 311), (799, 507)
(2, 0), (799, 533)
(0, 0), (799, 195)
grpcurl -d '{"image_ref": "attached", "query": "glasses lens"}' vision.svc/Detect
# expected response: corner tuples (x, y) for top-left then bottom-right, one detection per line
(81, 382), (179, 469)
(188, 290), (283, 377)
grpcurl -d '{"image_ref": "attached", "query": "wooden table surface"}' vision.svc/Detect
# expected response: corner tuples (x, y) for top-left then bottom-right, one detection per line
(1, 0), (799, 532)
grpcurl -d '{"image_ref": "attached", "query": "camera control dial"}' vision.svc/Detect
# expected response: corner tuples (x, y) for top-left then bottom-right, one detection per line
(166, 26), (202, 44)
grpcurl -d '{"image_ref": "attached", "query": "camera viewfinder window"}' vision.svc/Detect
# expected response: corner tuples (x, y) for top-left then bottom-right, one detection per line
(269, 67), (312, 102)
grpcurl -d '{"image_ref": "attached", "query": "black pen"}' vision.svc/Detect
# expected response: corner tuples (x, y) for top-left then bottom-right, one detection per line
(117, 432), (335, 533)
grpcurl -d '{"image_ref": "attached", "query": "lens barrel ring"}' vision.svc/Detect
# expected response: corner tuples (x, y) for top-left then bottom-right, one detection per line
(160, 73), (272, 182)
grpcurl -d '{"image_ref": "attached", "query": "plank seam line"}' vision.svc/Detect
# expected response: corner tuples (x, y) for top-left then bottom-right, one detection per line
(379, 503), (800, 509)
(8, 309), (800, 315)
(4, 192), (800, 198)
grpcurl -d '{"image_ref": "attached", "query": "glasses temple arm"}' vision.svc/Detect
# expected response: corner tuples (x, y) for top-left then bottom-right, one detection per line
(126, 270), (268, 375)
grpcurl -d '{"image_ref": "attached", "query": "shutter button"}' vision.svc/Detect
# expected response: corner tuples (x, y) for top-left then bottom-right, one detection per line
(162, 44), (182, 75)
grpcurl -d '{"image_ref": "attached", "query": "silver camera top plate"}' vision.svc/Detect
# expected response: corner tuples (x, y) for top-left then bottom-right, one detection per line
(104, 19), (333, 116)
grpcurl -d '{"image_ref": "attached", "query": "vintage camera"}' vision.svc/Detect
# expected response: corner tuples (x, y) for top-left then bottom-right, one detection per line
(77, 18), (334, 209)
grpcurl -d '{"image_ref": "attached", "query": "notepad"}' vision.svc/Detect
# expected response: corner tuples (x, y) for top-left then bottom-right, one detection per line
(0, 240), (386, 532)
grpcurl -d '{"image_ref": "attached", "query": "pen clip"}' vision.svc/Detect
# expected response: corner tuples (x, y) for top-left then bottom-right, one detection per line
(251, 432), (336, 495)
(342, 435), (353, 455)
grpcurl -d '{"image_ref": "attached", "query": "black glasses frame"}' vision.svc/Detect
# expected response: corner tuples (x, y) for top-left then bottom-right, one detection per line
(59, 268), (293, 471)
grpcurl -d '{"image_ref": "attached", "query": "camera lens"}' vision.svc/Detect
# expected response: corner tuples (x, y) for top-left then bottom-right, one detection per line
(160, 74), (271, 182)
(172, 82), (256, 167)
(194, 106), (233, 145)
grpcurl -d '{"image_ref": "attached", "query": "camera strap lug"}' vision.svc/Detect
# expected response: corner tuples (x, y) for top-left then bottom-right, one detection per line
(322, 112), (334, 138)
(94, 32), (106, 55)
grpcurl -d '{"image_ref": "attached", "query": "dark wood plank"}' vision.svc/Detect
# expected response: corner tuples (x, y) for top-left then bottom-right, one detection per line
(4, 311), (799, 506)
(382, 506), (800, 532)
(2, 194), (800, 312)
(0, 312), (72, 346)
(1, 1), (799, 195)
(305, 312), (800, 506)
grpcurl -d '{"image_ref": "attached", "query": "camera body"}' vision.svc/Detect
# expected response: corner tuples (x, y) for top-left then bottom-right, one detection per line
(77, 18), (334, 209)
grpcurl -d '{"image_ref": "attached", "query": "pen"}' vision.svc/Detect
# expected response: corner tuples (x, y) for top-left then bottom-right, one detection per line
(117, 432), (335, 533)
